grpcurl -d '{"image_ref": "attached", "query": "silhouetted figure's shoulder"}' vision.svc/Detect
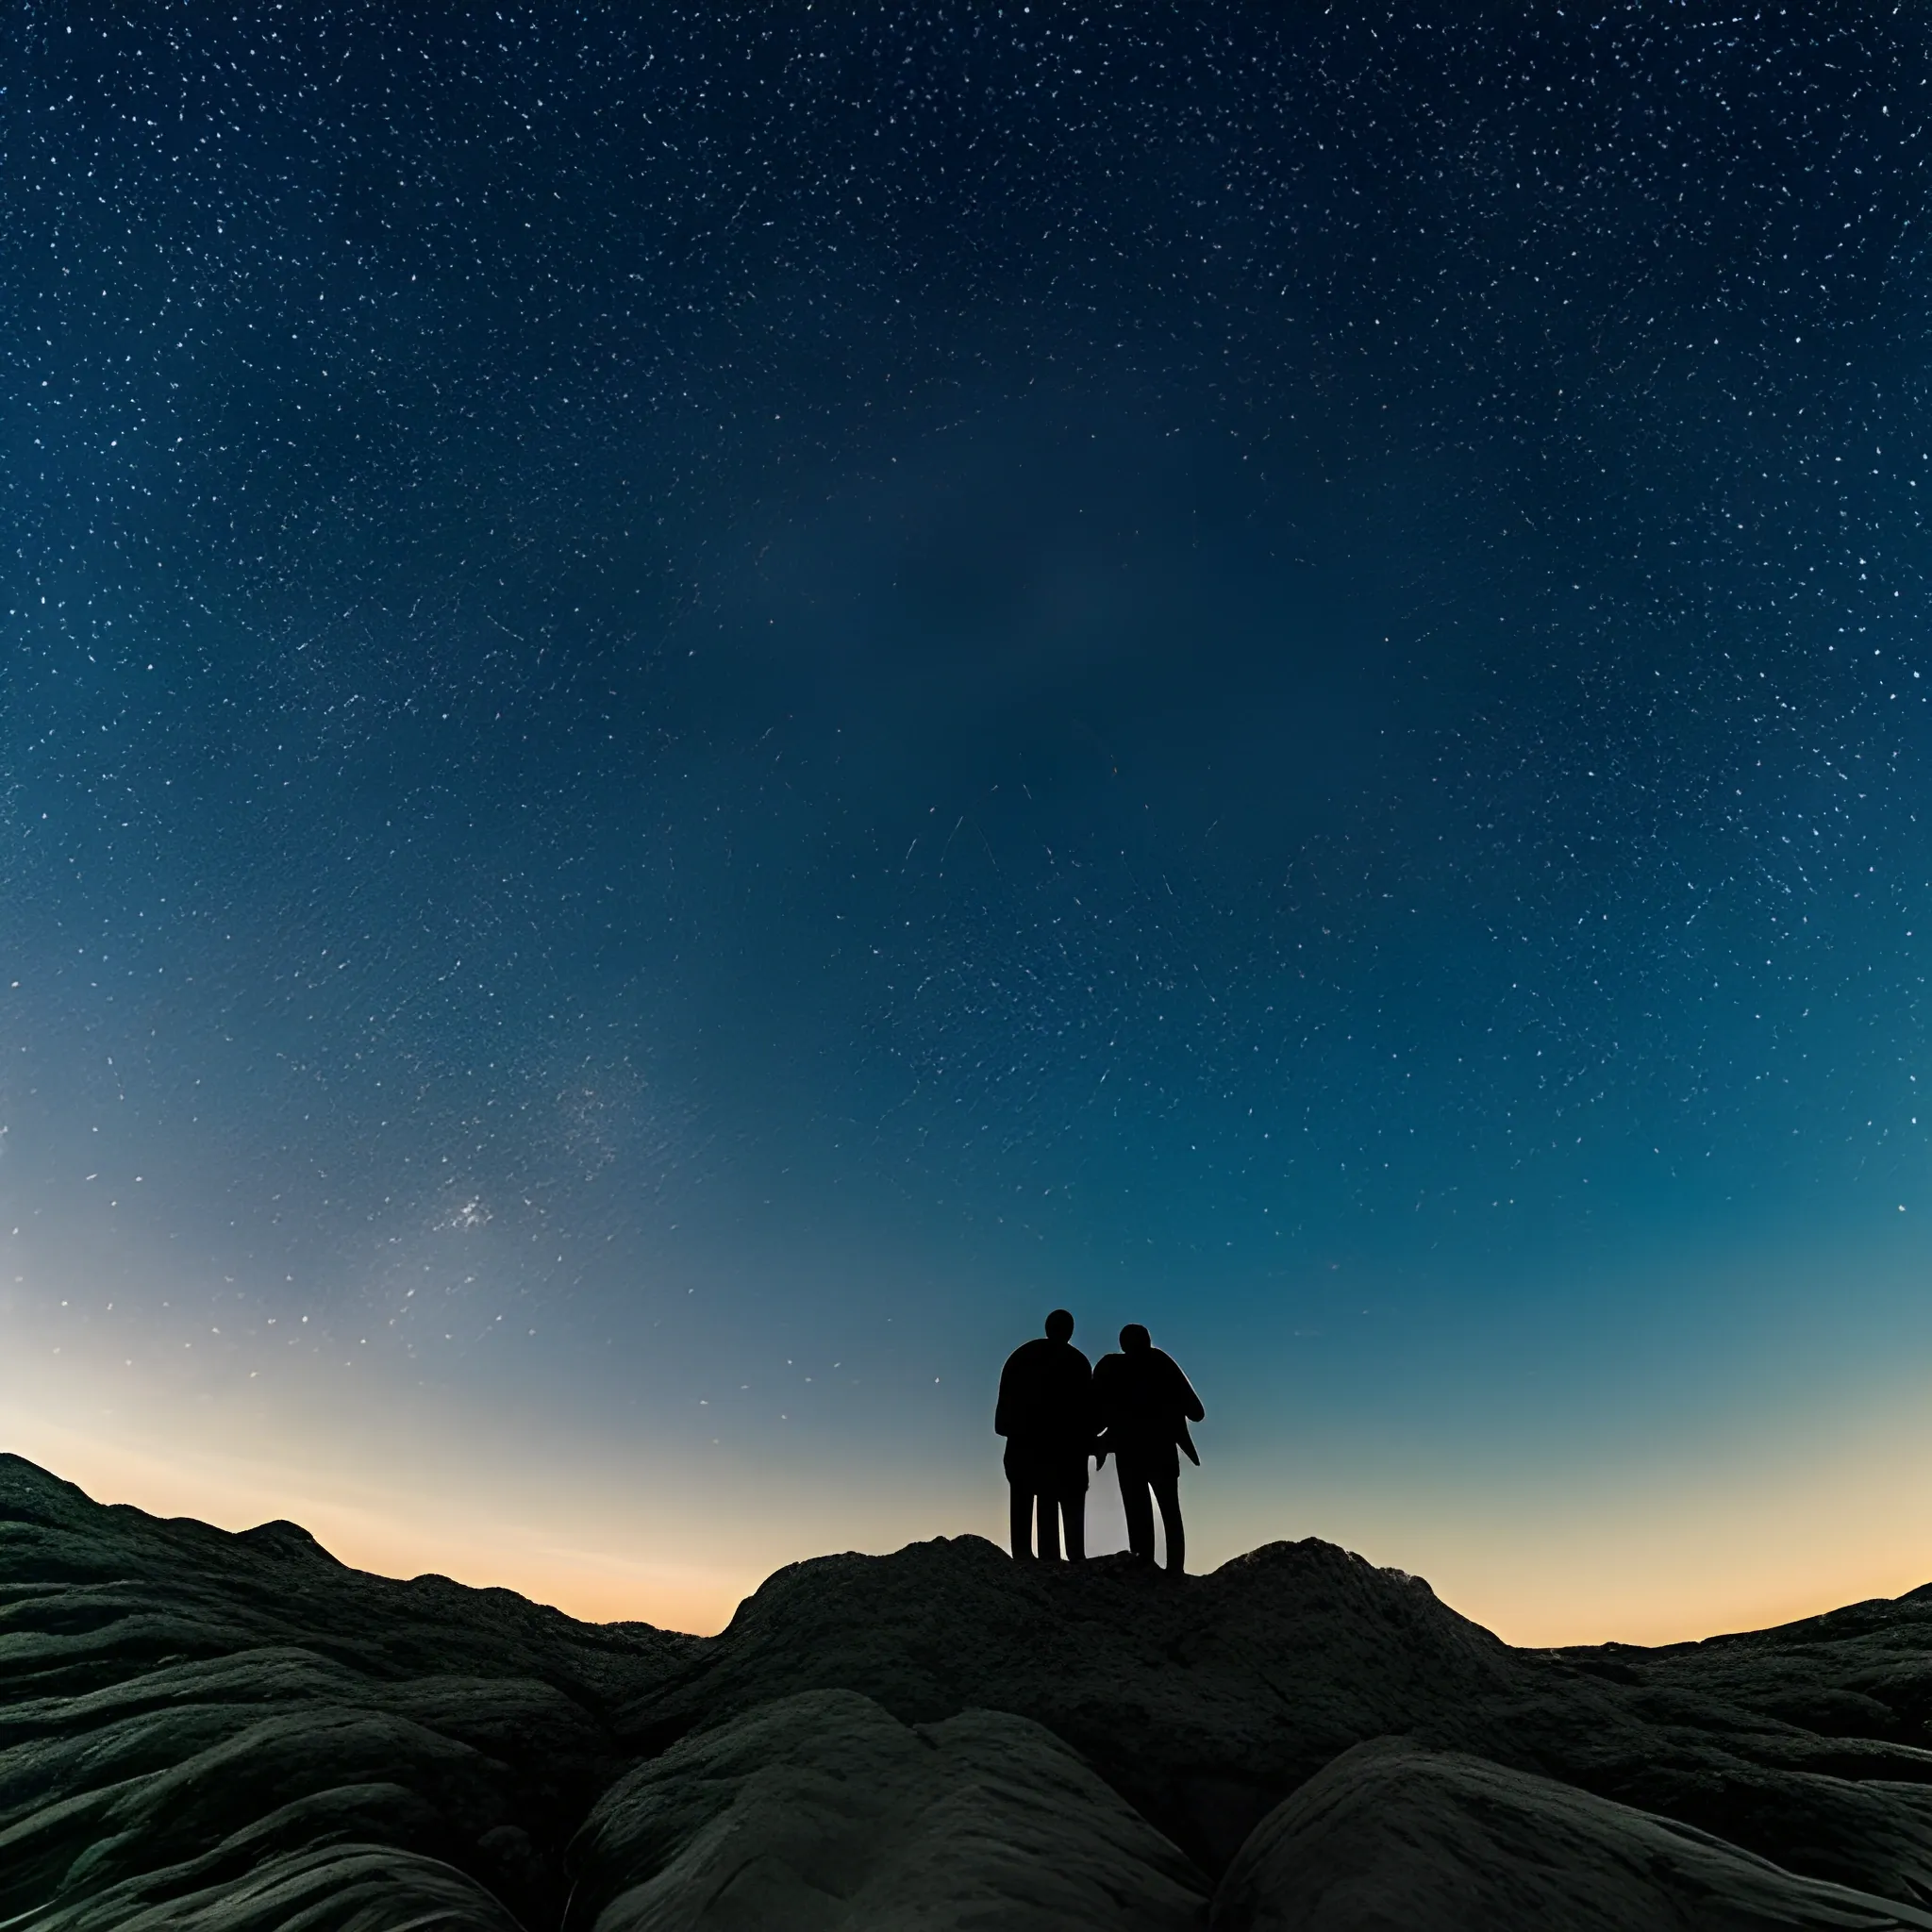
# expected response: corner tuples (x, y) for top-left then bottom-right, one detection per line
(995, 1337), (1092, 1442)
(1004, 1344), (1097, 1437)
(1094, 1346), (1204, 1430)
(1003, 1335), (1091, 1374)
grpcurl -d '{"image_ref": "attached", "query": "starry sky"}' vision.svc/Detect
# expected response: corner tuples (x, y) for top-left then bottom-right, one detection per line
(8, 2), (1932, 1641)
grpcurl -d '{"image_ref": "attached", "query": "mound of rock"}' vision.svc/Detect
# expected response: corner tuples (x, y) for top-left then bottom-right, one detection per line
(616, 1533), (1523, 1868)
(570, 1688), (1208, 1932)
(11, 1450), (1932, 1930)
(0, 1454), (680, 1929)
(1211, 1737), (1932, 1931)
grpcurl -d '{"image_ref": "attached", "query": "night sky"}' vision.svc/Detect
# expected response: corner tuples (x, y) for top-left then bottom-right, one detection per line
(8, 3), (1932, 1640)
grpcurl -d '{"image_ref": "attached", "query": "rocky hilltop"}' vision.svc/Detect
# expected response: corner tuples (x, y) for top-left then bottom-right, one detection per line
(8, 1453), (1932, 1929)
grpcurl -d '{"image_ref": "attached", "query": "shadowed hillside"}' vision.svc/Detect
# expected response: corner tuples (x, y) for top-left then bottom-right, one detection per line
(8, 1453), (1932, 1929)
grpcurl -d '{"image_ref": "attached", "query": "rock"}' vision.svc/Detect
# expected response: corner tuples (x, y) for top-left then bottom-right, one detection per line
(14, 1450), (1932, 1929)
(0, 1455), (692, 1699)
(27, 1841), (525, 1932)
(1209, 1736), (1932, 1932)
(1533, 1604), (1932, 1902)
(0, 1454), (680, 1931)
(612, 1535), (1932, 1893)
(1564, 1588), (1932, 1750)
(615, 1535), (1525, 1870)
(568, 1687), (1209, 1932)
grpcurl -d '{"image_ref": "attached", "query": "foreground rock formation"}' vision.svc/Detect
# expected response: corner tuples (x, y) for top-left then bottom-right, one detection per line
(7, 1454), (1932, 1928)
(1211, 1739), (1932, 1931)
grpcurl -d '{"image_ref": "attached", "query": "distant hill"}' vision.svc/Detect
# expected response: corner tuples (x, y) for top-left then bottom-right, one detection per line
(7, 1450), (1932, 1929)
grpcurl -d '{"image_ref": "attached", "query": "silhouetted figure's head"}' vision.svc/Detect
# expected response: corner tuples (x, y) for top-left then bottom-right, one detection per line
(1120, 1323), (1152, 1353)
(1044, 1308), (1075, 1343)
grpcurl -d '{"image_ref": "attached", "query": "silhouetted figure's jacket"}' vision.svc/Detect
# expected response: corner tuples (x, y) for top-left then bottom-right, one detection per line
(996, 1310), (1093, 1562)
(1094, 1325), (1203, 1574)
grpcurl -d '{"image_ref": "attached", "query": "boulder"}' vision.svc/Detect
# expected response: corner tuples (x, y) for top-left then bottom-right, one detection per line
(616, 1535), (1932, 1891)
(1210, 1736), (1932, 1932)
(616, 1535), (1525, 1869)
(25, 1841), (525, 1932)
(569, 1687), (1208, 1932)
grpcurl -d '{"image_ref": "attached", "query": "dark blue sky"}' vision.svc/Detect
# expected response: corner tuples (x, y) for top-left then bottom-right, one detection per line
(7, 3), (1932, 1635)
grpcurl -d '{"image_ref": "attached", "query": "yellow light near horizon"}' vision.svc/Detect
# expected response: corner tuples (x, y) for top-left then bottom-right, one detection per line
(8, 1302), (1932, 1648)
(1197, 1394), (1932, 1649)
(5, 1406), (758, 1634)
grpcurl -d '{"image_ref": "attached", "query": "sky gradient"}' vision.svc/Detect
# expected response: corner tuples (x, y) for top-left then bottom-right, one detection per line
(8, 2), (1932, 1641)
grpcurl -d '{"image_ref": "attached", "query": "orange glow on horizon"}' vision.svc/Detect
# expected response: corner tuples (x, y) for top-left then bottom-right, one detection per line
(7, 1298), (1931, 1649)
(8, 1391), (1932, 1651)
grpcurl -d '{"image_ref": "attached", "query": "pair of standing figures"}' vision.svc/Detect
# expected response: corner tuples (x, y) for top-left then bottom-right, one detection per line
(995, 1309), (1204, 1574)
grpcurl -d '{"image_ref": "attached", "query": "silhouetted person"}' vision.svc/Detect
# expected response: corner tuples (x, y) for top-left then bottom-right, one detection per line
(1094, 1324), (1203, 1574)
(995, 1308), (1093, 1562)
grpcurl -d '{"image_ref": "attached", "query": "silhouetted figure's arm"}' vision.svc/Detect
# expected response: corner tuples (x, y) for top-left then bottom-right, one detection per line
(1090, 1353), (1120, 1466)
(995, 1345), (1034, 1439)
(1174, 1362), (1205, 1425)
(1161, 1351), (1204, 1463)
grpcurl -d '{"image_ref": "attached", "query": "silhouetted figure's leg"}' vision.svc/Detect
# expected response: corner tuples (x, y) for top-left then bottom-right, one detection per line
(1009, 1483), (1038, 1561)
(1152, 1474), (1185, 1574)
(1118, 1459), (1156, 1560)
(1036, 1488), (1063, 1561)
(1059, 1488), (1087, 1562)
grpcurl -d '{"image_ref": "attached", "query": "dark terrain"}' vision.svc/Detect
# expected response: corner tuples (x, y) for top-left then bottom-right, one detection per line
(8, 1453), (1932, 1928)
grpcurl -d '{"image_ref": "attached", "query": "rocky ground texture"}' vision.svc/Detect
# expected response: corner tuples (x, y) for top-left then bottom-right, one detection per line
(8, 1453), (1932, 1929)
